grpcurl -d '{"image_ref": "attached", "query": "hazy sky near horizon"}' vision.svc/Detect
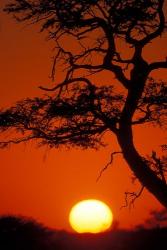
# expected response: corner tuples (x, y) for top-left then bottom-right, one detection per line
(0, 0), (167, 231)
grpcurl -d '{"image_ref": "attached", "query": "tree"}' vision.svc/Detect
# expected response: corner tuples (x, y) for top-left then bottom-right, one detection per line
(0, 215), (55, 250)
(0, 0), (167, 207)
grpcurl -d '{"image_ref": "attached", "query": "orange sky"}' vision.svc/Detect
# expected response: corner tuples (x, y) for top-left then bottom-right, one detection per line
(0, 1), (166, 232)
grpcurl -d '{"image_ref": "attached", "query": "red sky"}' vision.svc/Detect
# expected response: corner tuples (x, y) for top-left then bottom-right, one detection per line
(0, 1), (166, 231)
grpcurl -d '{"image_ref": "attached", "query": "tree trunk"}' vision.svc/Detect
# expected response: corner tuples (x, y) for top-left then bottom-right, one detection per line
(117, 124), (167, 208)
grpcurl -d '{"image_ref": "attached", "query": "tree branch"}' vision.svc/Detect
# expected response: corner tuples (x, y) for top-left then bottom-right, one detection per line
(149, 60), (167, 72)
(121, 186), (145, 209)
(139, 0), (165, 46)
(96, 151), (122, 182)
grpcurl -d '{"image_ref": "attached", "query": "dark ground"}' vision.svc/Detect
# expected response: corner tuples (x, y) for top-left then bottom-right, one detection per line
(0, 216), (167, 250)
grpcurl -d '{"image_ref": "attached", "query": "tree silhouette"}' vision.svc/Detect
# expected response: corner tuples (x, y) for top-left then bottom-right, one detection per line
(0, 215), (56, 250)
(1, 1), (167, 206)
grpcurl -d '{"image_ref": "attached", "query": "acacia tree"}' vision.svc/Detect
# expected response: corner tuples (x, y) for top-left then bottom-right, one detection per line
(1, 0), (167, 207)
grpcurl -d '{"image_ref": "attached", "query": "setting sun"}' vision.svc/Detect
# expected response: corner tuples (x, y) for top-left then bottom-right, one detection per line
(69, 199), (113, 233)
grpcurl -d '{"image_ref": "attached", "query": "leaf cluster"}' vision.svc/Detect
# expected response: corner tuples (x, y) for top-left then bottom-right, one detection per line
(5, 0), (160, 41)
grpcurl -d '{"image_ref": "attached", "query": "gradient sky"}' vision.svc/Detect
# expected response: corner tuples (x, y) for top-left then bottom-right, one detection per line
(0, 1), (167, 231)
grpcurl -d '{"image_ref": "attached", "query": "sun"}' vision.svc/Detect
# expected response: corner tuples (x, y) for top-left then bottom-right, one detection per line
(69, 199), (113, 233)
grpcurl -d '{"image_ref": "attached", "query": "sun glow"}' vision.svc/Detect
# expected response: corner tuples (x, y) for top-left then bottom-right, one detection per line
(69, 199), (113, 233)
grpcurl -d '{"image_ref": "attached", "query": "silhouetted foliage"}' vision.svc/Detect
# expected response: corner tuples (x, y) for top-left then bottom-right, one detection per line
(0, 215), (167, 250)
(144, 208), (167, 228)
(1, 0), (167, 207)
(0, 215), (58, 250)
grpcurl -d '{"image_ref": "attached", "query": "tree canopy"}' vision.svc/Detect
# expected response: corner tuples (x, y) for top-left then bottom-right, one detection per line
(1, 0), (167, 207)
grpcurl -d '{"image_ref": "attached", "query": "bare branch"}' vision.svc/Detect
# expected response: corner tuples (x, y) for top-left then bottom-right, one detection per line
(96, 151), (122, 182)
(121, 186), (145, 210)
(139, 0), (165, 46)
(0, 135), (37, 149)
(39, 77), (95, 92)
(149, 60), (167, 72)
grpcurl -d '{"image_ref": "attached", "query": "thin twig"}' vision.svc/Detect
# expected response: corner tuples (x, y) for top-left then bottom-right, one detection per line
(96, 151), (122, 182)
(121, 186), (145, 210)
